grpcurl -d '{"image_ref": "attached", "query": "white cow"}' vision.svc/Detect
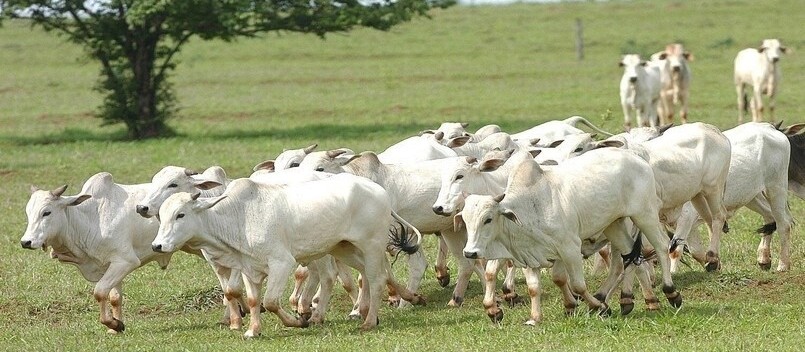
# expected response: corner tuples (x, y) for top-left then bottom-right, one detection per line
(136, 165), (354, 326)
(619, 54), (663, 129)
(20, 173), (187, 333)
(612, 123), (731, 271)
(298, 150), (486, 307)
(651, 43), (693, 125)
(669, 122), (793, 272)
(734, 39), (789, 122)
(252, 144), (318, 172)
(378, 133), (458, 164)
(459, 150), (682, 323)
(510, 116), (613, 145)
(151, 174), (425, 337)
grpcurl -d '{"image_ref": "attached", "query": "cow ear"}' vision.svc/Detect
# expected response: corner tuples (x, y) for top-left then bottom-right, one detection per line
(340, 154), (361, 166)
(593, 140), (624, 149)
(618, 61), (625, 67)
(658, 52), (668, 60)
(252, 160), (275, 172)
(547, 140), (564, 148)
(757, 46), (766, 53)
(453, 212), (464, 232)
(63, 194), (91, 206)
(540, 160), (559, 166)
(447, 136), (471, 148)
(419, 130), (436, 136)
(683, 52), (694, 61)
(194, 195), (227, 211)
(528, 149), (542, 158)
(501, 209), (522, 226)
(479, 158), (505, 172)
(194, 180), (222, 191)
(780, 46), (789, 54)
(783, 123), (805, 136)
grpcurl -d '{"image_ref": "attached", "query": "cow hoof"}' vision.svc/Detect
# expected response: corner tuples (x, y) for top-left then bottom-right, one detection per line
(110, 318), (125, 333)
(299, 311), (312, 322)
(487, 309), (504, 324)
(411, 294), (427, 306)
(523, 319), (538, 326)
(388, 297), (401, 307)
(597, 305), (612, 317)
(504, 293), (523, 308)
(299, 317), (310, 328)
(758, 262), (772, 271)
(244, 330), (260, 338)
(620, 303), (634, 316)
(437, 275), (451, 288)
(666, 293), (683, 309)
(448, 296), (464, 307)
(259, 304), (267, 313)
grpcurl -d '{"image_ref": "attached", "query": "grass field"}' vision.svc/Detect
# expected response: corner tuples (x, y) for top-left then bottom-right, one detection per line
(1, 0), (804, 350)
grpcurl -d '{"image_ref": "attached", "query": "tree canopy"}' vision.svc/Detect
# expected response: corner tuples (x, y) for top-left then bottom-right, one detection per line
(1, 0), (453, 139)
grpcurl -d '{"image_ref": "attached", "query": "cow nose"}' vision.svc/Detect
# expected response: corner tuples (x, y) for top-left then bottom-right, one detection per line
(21, 240), (32, 249)
(772, 57), (780, 63)
(136, 205), (149, 216)
(672, 66), (681, 72)
(463, 251), (478, 259)
(432, 206), (444, 215)
(152, 244), (163, 253)
(629, 76), (637, 83)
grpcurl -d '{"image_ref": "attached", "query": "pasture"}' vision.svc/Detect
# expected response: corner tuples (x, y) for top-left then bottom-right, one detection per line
(1, 0), (804, 350)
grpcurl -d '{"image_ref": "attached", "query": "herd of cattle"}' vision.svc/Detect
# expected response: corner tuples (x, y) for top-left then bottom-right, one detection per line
(619, 39), (788, 128)
(19, 38), (801, 338)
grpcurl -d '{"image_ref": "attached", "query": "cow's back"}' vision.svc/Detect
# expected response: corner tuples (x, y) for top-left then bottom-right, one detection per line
(723, 123), (790, 208)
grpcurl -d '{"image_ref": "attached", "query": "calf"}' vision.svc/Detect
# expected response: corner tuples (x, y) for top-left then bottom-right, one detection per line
(151, 174), (425, 336)
(651, 44), (693, 124)
(734, 39), (788, 122)
(619, 54), (662, 129)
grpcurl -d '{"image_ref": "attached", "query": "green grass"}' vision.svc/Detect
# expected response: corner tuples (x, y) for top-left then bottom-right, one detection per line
(1, 0), (804, 350)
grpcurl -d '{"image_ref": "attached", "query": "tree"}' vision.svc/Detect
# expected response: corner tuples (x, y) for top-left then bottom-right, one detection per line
(1, 0), (453, 139)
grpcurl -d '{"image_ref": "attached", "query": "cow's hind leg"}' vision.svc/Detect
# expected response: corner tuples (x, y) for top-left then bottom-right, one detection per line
(551, 264), (580, 316)
(631, 213), (682, 310)
(746, 196), (777, 270)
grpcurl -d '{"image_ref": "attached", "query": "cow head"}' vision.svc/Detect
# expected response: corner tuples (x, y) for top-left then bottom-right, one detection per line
(460, 194), (520, 260)
(21, 185), (91, 250)
(297, 149), (358, 173)
(137, 166), (224, 218)
(758, 39), (787, 64)
(272, 143), (318, 171)
(664, 43), (692, 74)
(619, 54), (646, 83)
(433, 156), (479, 216)
(151, 192), (226, 253)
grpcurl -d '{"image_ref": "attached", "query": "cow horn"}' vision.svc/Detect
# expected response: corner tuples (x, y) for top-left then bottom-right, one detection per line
(434, 131), (445, 141)
(465, 156), (477, 164)
(461, 122), (469, 128)
(493, 194), (505, 203)
(326, 149), (347, 159)
(191, 193), (201, 200)
(774, 120), (784, 130)
(50, 185), (68, 198)
(303, 144), (318, 154)
(184, 169), (198, 176)
(30, 185), (40, 194)
(658, 124), (674, 135)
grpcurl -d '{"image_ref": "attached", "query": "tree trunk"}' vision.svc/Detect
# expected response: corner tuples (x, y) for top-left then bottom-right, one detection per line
(131, 33), (162, 140)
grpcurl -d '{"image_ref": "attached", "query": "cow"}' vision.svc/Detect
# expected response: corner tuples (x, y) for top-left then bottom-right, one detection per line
(610, 123), (731, 271)
(619, 54), (663, 130)
(510, 116), (613, 145)
(135, 165), (355, 326)
(651, 43), (693, 125)
(251, 143), (318, 172)
(669, 122), (794, 272)
(298, 150), (486, 308)
(734, 39), (789, 122)
(150, 174), (426, 337)
(458, 150), (682, 323)
(20, 173), (184, 333)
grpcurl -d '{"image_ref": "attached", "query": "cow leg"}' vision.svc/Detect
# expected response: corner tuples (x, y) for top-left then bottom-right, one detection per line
(482, 259), (503, 324)
(308, 259), (337, 325)
(592, 245), (611, 275)
(441, 229), (484, 307)
(622, 104), (633, 131)
(501, 260), (521, 307)
(224, 269), (244, 330)
(385, 264), (426, 306)
(522, 267), (542, 326)
(289, 265), (309, 313)
(635, 261), (660, 311)
(94, 260), (138, 333)
(550, 264), (579, 315)
(398, 250), (427, 308)
(745, 196), (776, 270)
(679, 90), (689, 123)
(434, 233), (451, 287)
(669, 204), (707, 272)
(242, 274), (265, 338)
(631, 213), (682, 310)
(766, 184), (794, 271)
(260, 260), (308, 333)
(357, 252), (389, 331)
(334, 259), (359, 308)
(297, 260), (323, 322)
(109, 285), (123, 323)
(702, 190), (728, 272)
(752, 86), (763, 122)
(736, 83), (746, 123)
(559, 250), (609, 315)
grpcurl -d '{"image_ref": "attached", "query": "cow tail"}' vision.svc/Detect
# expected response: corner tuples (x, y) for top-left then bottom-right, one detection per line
(563, 115), (614, 137)
(387, 211), (423, 256)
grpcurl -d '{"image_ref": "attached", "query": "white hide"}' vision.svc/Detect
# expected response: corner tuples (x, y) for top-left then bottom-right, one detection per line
(734, 39), (788, 122)
(619, 54), (662, 129)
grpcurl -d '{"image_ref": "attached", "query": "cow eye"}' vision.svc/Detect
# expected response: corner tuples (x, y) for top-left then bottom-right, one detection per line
(42, 211), (51, 217)
(483, 218), (492, 225)
(176, 213), (185, 219)
(315, 167), (325, 172)
(574, 147), (583, 153)
(168, 183), (178, 188)
(455, 174), (464, 181)
(290, 162), (300, 168)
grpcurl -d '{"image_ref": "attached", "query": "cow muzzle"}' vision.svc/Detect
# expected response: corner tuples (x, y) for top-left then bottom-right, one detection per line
(628, 76), (638, 83)
(20, 240), (33, 249)
(152, 243), (167, 253)
(432, 205), (451, 216)
(136, 205), (151, 217)
(463, 250), (479, 259)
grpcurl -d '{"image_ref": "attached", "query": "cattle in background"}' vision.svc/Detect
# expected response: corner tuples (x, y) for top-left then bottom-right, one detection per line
(669, 122), (794, 272)
(734, 39), (789, 122)
(20, 173), (190, 333)
(651, 43), (693, 125)
(252, 144), (318, 172)
(459, 149), (682, 323)
(151, 174), (425, 337)
(619, 54), (662, 130)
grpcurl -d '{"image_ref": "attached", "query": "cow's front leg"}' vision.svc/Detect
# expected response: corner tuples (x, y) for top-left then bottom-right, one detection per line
(482, 259), (503, 324)
(94, 260), (138, 334)
(522, 267), (542, 326)
(434, 233), (451, 287)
